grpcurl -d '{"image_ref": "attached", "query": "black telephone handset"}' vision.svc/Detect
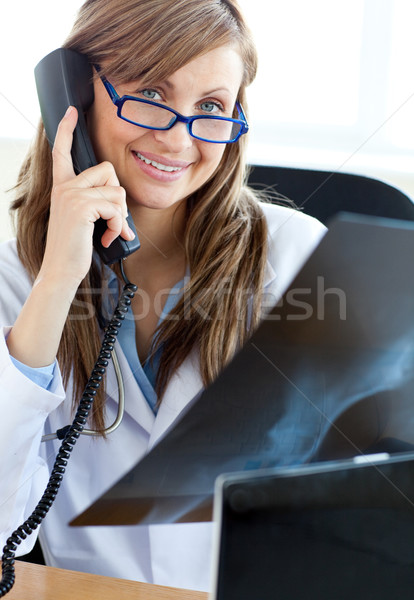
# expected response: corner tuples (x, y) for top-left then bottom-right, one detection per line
(34, 48), (140, 265)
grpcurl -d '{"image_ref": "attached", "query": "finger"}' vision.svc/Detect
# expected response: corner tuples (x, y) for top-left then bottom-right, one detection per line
(76, 161), (120, 190)
(84, 195), (134, 248)
(52, 106), (78, 186)
(99, 211), (136, 249)
(79, 181), (128, 221)
(97, 206), (124, 248)
(104, 169), (128, 219)
(77, 164), (128, 219)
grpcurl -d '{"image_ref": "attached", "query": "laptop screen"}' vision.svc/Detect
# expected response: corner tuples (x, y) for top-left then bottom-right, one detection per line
(210, 452), (414, 600)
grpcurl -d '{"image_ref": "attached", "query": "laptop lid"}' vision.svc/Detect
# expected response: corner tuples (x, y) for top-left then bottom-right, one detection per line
(210, 452), (414, 600)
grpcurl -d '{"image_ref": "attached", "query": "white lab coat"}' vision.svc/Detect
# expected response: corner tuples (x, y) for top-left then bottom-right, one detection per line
(0, 202), (326, 591)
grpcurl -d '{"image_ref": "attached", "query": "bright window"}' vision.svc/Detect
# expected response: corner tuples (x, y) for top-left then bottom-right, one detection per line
(241, 1), (363, 127)
(387, 0), (414, 150)
(0, 1), (81, 139)
(237, 0), (414, 177)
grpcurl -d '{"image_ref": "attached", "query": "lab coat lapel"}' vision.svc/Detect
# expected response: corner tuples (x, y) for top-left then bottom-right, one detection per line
(148, 349), (203, 449)
(105, 340), (155, 435)
(147, 255), (277, 449)
(264, 258), (276, 288)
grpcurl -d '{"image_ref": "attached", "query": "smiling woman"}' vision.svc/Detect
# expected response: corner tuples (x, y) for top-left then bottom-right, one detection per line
(0, 0), (326, 595)
(88, 46), (245, 211)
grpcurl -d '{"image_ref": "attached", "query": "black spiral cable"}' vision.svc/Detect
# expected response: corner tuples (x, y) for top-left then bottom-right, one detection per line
(0, 266), (137, 597)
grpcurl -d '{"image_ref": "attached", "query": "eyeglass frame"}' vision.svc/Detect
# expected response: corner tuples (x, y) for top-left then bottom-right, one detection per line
(94, 65), (249, 144)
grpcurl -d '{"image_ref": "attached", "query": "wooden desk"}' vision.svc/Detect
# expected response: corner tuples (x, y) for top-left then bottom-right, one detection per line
(5, 561), (208, 600)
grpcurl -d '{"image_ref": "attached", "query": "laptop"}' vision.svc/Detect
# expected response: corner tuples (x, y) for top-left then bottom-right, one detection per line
(210, 451), (414, 600)
(71, 213), (414, 527)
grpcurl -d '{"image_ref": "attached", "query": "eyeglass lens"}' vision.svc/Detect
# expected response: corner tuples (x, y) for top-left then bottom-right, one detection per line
(121, 99), (242, 142)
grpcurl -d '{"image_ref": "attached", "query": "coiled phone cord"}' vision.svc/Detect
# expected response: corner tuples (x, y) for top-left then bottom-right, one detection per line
(0, 264), (137, 597)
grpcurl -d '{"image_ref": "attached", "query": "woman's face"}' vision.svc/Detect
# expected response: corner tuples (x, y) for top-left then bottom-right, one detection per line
(88, 45), (244, 213)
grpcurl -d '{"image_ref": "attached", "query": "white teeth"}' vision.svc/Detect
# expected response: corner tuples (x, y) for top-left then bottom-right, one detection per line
(135, 151), (183, 172)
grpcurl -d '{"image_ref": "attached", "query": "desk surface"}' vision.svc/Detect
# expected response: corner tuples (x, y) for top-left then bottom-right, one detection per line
(5, 561), (208, 600)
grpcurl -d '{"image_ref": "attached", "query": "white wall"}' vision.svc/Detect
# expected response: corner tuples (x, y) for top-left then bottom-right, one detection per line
(0, 138), (30, 242)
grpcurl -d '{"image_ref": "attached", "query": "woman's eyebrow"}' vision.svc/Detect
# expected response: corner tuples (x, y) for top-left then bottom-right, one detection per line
(200, 87), (233, 97)
(160, 79), (233, 97)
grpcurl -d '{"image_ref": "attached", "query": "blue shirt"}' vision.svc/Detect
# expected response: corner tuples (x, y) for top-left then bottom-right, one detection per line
(11, 272), (185, 414)
(114, 275), (185, 413)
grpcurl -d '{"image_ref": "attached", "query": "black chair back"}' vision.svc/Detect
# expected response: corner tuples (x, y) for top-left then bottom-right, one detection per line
(248, 164), (414, 224)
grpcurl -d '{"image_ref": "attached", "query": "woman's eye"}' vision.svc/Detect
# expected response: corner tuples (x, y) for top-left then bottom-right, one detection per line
(141, 89), (162, 101)
(200, 101), (222, 114)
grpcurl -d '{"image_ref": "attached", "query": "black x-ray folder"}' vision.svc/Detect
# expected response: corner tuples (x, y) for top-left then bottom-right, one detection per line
(71, 213), (414, 527)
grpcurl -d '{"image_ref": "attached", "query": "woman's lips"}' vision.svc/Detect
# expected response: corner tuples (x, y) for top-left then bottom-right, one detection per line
(132, 150), (191, 182)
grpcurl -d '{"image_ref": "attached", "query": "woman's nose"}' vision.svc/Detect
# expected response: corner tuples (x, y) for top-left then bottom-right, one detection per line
(152, 121), (193, 153)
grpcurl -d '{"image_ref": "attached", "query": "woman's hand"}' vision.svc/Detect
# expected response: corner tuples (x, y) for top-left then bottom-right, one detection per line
(6, 106), (135, 367)
(39, 105), (135, 289)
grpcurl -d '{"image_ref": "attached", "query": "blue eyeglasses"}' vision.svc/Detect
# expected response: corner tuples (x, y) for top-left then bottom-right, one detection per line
(95, 66), (249, 144)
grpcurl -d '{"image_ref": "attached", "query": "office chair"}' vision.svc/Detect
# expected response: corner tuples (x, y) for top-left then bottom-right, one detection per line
(247, 164), (414, 224)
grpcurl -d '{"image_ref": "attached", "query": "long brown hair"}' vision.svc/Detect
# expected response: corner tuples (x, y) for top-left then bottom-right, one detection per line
(11, 0), (268, 431)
